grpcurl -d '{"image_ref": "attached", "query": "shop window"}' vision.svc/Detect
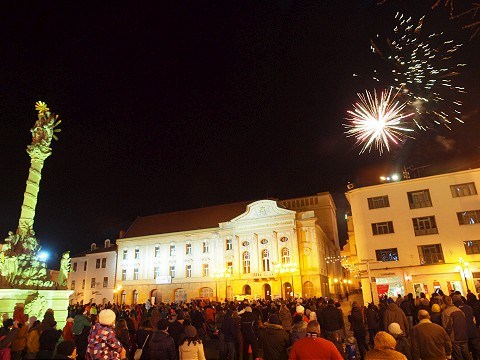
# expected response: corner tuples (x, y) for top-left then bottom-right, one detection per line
(418, 244), (444, 264)
(451, 182), (477, 197)
(464, 240), (480, 254)
(407, 189), (432, 209)
(371, 221), (394, 235)
(457, 210), (480, 225)
(375, 248), (399, 262)
(368, 195), (390, 209)
(412, 216), (438, 235)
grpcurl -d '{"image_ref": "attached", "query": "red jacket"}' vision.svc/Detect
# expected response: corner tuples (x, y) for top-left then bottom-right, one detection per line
(288, 335), (344, 360)
(63, 322), (74, 342)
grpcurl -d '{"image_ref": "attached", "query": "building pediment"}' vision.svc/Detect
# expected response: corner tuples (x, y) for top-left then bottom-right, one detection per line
(229, 200), (295, 223)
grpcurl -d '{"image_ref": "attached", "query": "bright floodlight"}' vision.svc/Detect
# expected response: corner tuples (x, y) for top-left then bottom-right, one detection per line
(37, 251), (49, 261)
(391, 174), (399, 181)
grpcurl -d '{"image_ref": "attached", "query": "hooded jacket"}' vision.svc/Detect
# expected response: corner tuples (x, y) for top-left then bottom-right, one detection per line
(279, 305), (293, 332)
(383, 303), (408, 335)
(365, 331), (407, 360)
(321, 305), (344, 332)
(148, 330), (177, 360)
(442, 304), (468, 343)
(87, 323), (123, 360)
(259, 323), (291, 360)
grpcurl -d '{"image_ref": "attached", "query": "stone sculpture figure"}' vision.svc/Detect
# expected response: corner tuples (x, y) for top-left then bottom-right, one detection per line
(57, 251), (71, 288)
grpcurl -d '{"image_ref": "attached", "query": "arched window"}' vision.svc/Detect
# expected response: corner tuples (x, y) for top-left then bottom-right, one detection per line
(243, 284), (251, 295)
(304, 281), (315, 297)
(262, 249), (270, 272)
(281, 247), (290, 264)
(133, 290), (138, 305)
(199, 287), (213, 299)
(174, 288), (187, 303)
(243, 252), (251, 274)
(121, 291), (126, 304)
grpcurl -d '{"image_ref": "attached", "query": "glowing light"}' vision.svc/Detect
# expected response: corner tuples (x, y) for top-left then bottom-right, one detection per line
(37, 251), (49, 261)
(391, 174), (399, 181)
(344, 88), (414, 155)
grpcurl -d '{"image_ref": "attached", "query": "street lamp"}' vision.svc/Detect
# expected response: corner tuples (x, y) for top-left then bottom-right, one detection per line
(113, 284), (122, 304)
(212, 269), (231, 302)
(459, 258), (470, 293)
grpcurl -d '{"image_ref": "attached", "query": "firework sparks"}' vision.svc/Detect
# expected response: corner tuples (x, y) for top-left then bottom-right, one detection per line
(344, 88), (415, 155)
(368, 13), (466, 130)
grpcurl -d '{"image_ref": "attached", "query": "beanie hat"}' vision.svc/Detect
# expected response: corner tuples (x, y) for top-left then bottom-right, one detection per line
(387, 298), (394, 304)
(431, 304), (441, 313)
(184, 325), (197, 338)
(268, 314), (280, 325)
(98, 309), (116, 326)
(309, 312), (317, 321)
(374, 331), (397, 350)
(66, 317), (74, 323)
(296, 305), (304, 314)
(293, 314), (303, 324)
(387, 322), (403, 335)
(244, 306), (252, 313)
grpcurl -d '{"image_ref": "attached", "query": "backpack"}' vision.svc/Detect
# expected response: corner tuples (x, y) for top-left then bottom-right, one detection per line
(346, 344), (357, 360)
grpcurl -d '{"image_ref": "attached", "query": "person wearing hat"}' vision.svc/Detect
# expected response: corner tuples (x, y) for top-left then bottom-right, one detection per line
(53, 340), (77, 359)
(383, 298), (409, 337)
(72, 307), (91, 360)
(321, 299), (345, 339)
(259, 314), (291, 360)
(25, 320), (41, 359)
(278, 303), (293, 333)
(38, 319), (63, 359)
(178, 325), (206, 359)
(240, 305), (259, 360)
(63, 318), (74, 342)
(86, 309), (125, 360)
(365, 331), (407, 360)
(430, 303), (442, 325)
(387, 323), (412, 360)
(348, 302), (368, 359)
(149, 319), (177, 359)
(294, 305), (309, 323)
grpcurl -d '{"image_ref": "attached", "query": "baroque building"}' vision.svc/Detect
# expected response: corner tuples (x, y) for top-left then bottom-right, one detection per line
(346, 167), (480, 304)
(116, 193), (342, 304)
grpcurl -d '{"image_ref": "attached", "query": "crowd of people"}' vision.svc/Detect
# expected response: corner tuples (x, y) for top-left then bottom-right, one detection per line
(1, 288), (480, 360)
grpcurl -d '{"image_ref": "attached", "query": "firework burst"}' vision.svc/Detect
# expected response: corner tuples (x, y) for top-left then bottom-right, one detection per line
(344, 88), (415, 155)
(368, 13), (466, 130)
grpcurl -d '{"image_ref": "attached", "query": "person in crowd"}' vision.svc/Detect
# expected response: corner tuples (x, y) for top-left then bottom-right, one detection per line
(10, 315), (28, 360)
(86, 309), (125, 360)
(400, 294), (415, 330)
(53, 340), (77, 359)
(115, 318), (131, 359)
(279, 302), (293, 333)
(430, 304), (442, 325)
(149, 319), (177, 360)
(442, 295), (472, 360)
(411, 309), (452, 360)
(365, 331), (407, 360)
(387, 322), (411, 360)
(0, 319), (19, 360)
(345, 332), (361, 360)
(37, 319), (62, 359)
(349, 302), (368, 360)
(288, 320), (344, 360)
(321, 299), (345, 339)
(365, 303), (380, 349)
(63, 318), (74, 342)
(26, 319), (41, 359)
(221, 309), (236, 360)
(72, 308), (91, 360)
(167, 311), (184, 351)
(135, 319), (155, 360)
(259, 314), (291, 360)
(383, 298), (409, 336)
(178, 325), (206, 360)
(240, 306), (259, 360)
(232, 310), (243, 360)
(290, 314), (307, 345)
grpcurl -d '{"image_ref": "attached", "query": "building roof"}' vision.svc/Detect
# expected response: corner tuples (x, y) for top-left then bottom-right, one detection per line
(123, 201), (253, 238)
(71, 244), (117, 258)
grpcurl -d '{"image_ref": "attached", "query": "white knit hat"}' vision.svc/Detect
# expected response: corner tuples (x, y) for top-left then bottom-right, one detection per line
(296, 305), (304, 314)
(98, 309), (116, 326)
(387, 322), (402, 335)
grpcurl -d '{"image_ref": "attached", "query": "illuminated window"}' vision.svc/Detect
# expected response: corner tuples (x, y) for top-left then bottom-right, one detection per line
(170, 266), (175, 278)
(375, 248), (399, 262)
(133, 268), (139, 280)
(203, 241), (209, 253)
(103, 277), (108, 288)
(71, 280), (75, 290)
(464, 240), (480, 255)
(186, 265), (192, 277)
(123, 249), (128, 260)
(121, 269), (126, 281)
(91, 278), (96, 289)
(226, 238), (233, 250)
(262, 249), (270, 271)
(73, 262), (77, 272)
(243, 252), (251, 274)
(371, 221), (394, 235)
(226, 261), (233, 275)
(418, 244), (444, 264)
(102, 258), (106, 268)
(304, 281), (314, 297)
(155, 245), (160, 257)
(457, 210), (480, 225)
(199, 287), (213, 299)
(133, 290), (138, 305)
(170, 245), (175, 256)
(368, 195), (390, 209)
(154, 267), (160, 279)
(281, 247), (290, 264)
(96, 259), (100, 269)
(451, 182), (477, 197)
(135, 249), (140, 259)
(412, 216), (438, 235)
(186, 243), (192, 255)
(203, 263), (209, 277)
(407, 189), (432, 209)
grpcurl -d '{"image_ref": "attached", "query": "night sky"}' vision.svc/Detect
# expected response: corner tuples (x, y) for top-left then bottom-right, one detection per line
(1, 1), (479, 268)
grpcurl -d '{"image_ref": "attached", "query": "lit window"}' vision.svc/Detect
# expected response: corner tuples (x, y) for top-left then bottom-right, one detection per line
(262, 249), (270, 271)
(170, 266), (175, 278)
(281, 247), (290, 264)
(186, 265), (192, 278)
(73, 262), (77, 272)
(203, 241), (209, 253)
(121, 269), (127, 281)
(123, 249), (128, 260)
(243, 252), (251, 274)
(457, 210), (480, 225)
(102, 258), (106, 268)
(103, 277), (108, 288)
(451, 182), (477, 197)
(71, 280), (75, 290)
(199, 287), (213, 299)
(464, 240), (480, 255)
(170, 245), (175, 256)
(375, 248), (399, 262)
(186, 243), (192, 255)
(418, 244), (444, 264)
(371, 221), (394, 235)
(154, 267), (160, 279)
(155, 245), (160, 257)
(96, 259), (100, 269)
(203, 263), (209, 277)
(412, 216), (438, 235)
(135, 249), (140, 260)
(226, 261), (233, 275)
(133, 268), (139, 280)
(407, 189), (432, 209)
(368, 195), (390, 209)
(226, 238), (233, 251)
(91, 278), (96, 289)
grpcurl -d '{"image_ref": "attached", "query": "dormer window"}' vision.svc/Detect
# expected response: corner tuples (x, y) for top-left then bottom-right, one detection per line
(91, 243), (97, 251)
(104, 239), (111, 248)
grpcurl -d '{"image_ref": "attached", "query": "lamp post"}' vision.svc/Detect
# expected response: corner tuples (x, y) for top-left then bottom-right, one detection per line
(459, 258), (470, 293)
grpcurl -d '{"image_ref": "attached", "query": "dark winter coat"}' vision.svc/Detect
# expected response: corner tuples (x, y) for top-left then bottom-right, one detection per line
(442, 305), (469, 343)
(365, 308), (380, 330)
(321, 305), (344, 332)
(393, 334), (412, 360)
(221, 314), (236, 343)
(148, 330), (177, 360)
(349, 307), (367, 337)
(456, 301), (479, 339)
(259, 324), (291, 360)
(383, 303), (409, 335)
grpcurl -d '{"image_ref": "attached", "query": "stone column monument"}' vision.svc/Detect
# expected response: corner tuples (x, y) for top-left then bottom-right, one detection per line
(0, 102), (71, 327)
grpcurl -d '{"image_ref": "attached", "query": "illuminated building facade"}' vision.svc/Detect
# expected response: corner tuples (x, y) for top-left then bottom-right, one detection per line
(346, 167), (480, 304)
(116, 193), (342, 304)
